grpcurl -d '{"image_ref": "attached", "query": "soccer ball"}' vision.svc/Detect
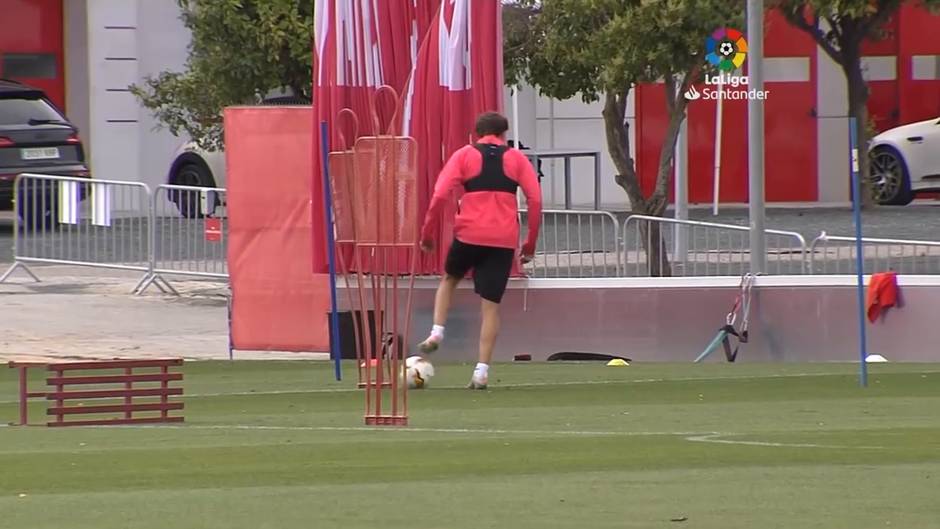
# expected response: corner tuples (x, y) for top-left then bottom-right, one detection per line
(405, 356), (434, 389)
(719, 41), (735, 56)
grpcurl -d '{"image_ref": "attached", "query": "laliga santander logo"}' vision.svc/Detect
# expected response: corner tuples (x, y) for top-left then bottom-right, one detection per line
(706, 27), (748, 71)
(685, 27), (770, 102)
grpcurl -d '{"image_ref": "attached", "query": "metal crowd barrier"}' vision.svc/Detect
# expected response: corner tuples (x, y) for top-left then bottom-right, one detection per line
(520, 209), (621, 278)
(622, 215), (809, 277)
(809, 232), (940, 275)
(0, 173), (164, 293)
(10, 174), (940, 287)
(140, 184), (228, 293)
(0, 174), (226, 294)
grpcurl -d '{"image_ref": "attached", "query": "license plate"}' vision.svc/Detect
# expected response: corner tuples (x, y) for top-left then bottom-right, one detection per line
(21, 147), (61, 161)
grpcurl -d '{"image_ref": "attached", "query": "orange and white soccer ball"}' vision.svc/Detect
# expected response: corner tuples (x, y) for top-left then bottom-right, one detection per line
(405, 356), (434, 389)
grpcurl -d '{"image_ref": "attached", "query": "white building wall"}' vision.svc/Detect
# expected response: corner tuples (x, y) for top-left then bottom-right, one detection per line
(64, 0), (91, 151)
(86, 0), (139, 188)
(817, 48), (851, 203)
(135, 0), (192, 188)
(66, 0), (190, 202)
(505, 84), (633, 210)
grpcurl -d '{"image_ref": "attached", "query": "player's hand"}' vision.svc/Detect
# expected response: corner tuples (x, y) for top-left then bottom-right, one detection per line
(420, 239), (434, 252)
(520, 242), (535, 264)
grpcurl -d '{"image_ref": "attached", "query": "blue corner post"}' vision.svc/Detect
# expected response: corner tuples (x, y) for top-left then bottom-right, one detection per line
(849, 117), (868, 387)
(320, 121), (343, 382)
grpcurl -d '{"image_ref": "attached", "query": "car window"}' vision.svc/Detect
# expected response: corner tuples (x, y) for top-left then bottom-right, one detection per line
(0, 96), (63, 126)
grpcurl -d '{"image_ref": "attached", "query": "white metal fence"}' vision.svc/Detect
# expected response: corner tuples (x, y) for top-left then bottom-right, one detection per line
(150, 184), (228, 281)
(5, 174), (940, 288)
(622, 215), (808, 277)
(0, 174), (227, 294)
(520, 209), (620, 278)
(809, 232), (940, 275)
(0, 173), (159, 292)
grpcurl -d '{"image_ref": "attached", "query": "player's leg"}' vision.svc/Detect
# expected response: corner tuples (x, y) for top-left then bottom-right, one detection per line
(468, 298), (500, 389)
(418, 239), (476, 353)
(418, 274), (460, 353)
(467, 247), (515, 389)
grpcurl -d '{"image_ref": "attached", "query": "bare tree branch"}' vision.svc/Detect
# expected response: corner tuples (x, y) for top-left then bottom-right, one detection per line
(780, 5), (844, 64)
(603, 89), (645, 211)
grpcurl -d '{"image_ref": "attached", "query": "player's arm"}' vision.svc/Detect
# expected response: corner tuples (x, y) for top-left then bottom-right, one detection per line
(513, 151), (542, 259)
(420, 147), (468, 249)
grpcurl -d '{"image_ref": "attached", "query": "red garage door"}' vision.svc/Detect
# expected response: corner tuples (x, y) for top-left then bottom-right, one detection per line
(898, 4), (940, 124)
(635, 10), (817, 204)
(761, 10), (817, 202)
(0, 0), (65, 109)
(858, 4), (940, 135)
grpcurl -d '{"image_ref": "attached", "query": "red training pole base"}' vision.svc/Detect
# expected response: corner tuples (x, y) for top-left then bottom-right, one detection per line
(364, 415), (408, 426)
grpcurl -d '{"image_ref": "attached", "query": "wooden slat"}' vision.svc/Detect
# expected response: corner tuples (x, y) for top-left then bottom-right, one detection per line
(46, 373), (183, 386)
(47, 359), (183, 371)
(47, 416), (185, 427)
(8, 361), (47, 368)
(45, 388), (183, 400)
(48, 402), (184, 415)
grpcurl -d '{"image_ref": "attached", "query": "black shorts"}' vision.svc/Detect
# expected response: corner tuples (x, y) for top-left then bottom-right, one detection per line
(444, 238), (515, 303)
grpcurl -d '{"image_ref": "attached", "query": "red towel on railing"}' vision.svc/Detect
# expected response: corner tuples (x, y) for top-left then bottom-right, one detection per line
(866, 272), (899, 323)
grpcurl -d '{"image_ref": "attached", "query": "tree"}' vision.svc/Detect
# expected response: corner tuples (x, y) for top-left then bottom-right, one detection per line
(505, 0), (743, 275)
(130, 0), (313, 150)
(774, 0), (940, 205)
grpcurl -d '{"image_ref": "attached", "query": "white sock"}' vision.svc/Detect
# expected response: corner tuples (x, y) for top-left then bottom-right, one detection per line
(430, 324), (445, 340)
(474, 362), (489, 379)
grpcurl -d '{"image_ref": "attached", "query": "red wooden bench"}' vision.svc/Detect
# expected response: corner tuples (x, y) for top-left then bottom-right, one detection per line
(8, 359), (184, 427)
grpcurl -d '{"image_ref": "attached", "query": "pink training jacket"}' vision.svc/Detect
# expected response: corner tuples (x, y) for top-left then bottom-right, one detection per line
(421, 135), (542, 254)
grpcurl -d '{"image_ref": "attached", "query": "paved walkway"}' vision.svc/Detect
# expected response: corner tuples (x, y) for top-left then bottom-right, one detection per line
(0, 266), (325, 362)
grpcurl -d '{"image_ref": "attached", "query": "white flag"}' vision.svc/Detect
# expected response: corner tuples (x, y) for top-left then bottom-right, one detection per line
(91, 182), (112, 227)
(58, 181), (79, 225)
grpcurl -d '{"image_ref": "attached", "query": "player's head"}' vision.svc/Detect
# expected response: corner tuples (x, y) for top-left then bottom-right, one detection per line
(475, 112), (509, 138)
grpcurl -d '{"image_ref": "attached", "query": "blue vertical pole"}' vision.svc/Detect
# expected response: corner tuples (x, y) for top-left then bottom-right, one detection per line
(320, 121), (343, 382)
(849, 117), (868, 387)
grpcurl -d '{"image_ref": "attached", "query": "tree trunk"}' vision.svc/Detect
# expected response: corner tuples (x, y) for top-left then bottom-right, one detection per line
(650, 76), (690, 216)
(842, 43), (875, 207)
(601, 84), (687, 278)
(602, 90), (644, 211)
(637, 221), (671, 277)
(642, 77), (692, 277)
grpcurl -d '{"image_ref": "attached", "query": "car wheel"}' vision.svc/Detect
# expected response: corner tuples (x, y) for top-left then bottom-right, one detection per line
(869, 146), (913, 206)
(170, 162), (216, 218)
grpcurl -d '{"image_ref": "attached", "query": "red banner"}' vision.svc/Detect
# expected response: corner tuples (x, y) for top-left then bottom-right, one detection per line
(226, 107), (331, 353)
(404, 0), (506, 273)
(312, 0), (505, 275)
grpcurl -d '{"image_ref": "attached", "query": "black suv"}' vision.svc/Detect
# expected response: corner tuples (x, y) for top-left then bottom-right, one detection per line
(0, 79), (89, 227)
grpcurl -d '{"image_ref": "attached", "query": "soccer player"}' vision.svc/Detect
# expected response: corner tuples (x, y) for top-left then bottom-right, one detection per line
(417, 112), (542, 389)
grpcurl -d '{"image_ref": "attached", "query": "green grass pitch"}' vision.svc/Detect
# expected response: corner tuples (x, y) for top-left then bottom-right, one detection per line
(2, 361), (939, 529)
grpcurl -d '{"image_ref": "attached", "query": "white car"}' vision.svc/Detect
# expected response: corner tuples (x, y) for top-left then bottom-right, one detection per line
(869, 116), (940, 205)
(165, 95), (309, 217)
(166, 141), (225, 217)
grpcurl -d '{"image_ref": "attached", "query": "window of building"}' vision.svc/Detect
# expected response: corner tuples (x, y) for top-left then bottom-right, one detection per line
(912, 55), (940, 81)
(2, 53), (58, 79)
